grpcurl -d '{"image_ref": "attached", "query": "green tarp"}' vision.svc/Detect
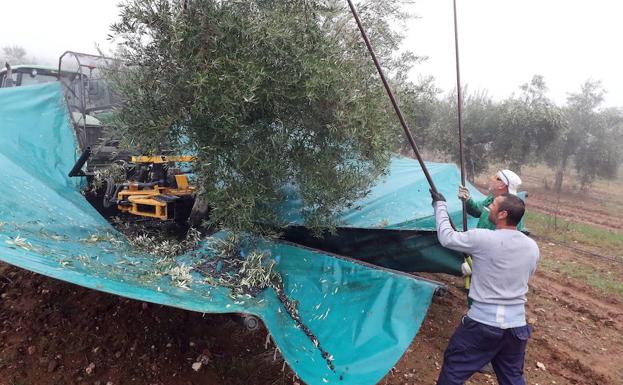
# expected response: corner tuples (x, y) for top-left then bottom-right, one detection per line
(279, 158), (487, 274)
(279, 157), (485, 230)
(0, 82), (442, 385)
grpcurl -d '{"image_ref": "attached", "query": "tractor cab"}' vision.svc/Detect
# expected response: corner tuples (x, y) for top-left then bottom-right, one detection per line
(57, 51), (126, 168)
(1, 64), (73, 87)
(1, 63), (89, 115)
(1, 53), (125, 168)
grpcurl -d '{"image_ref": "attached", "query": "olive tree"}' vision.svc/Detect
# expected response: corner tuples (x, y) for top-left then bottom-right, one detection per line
(573, 106), (623, 189)
(543, 80), (622, 192)
(421, 88), (500, 181)
(1, 46), (27, 64)
(108, 0), (418, 234)
(493, 75), (564, 174)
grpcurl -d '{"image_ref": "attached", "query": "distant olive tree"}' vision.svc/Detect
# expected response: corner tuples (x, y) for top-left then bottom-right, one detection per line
(1, 45), (27, 64)
(108, 0), (420, 234)
(0, 45), (51, 65)
(421, 88), (500, 181)
(421, 76), (565, 181)
(545, 80), (622, 192)
(573, 107), (623, 189)
(493, 75), (564, 174)
(395, 75), (441, 155)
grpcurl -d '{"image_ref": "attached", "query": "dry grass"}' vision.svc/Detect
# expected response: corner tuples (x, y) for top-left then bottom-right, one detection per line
(474, 163), (623, 194)
(522, 163), (623, 197)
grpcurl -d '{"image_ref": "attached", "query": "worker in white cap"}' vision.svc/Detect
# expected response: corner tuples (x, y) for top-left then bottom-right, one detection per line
(458, 169), (524, 230)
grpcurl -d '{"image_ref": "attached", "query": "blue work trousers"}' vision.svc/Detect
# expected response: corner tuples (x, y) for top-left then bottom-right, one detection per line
(436, 316), (532, 385)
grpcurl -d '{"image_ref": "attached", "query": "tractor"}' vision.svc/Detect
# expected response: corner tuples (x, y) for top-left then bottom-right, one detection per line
(1, 52), (197, 223)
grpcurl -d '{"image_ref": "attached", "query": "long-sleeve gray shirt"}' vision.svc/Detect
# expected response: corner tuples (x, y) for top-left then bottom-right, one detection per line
(434, 201), (539, 305)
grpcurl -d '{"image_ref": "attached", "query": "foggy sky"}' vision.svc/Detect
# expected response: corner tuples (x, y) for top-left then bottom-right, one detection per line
(2, 0), (621, 107)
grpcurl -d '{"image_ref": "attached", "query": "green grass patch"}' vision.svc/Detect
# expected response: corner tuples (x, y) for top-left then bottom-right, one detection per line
(525, 210), (623, 255)
(540, 258), (623, 299)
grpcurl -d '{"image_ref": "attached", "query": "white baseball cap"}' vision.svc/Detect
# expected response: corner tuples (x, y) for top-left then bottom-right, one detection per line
(496, 169), (522, 195)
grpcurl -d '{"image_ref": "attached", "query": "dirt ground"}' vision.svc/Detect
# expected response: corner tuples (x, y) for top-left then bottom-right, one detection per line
(1, 167), (622, 385)
(519, 166), (623, 232)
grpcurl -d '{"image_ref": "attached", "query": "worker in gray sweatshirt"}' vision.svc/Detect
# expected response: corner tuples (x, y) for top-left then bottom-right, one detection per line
(430, 189), (539, 385)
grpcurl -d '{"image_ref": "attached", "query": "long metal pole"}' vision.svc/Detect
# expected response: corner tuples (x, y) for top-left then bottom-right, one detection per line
(345, 0), (439, 193)
(453, 0), (468, 231)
